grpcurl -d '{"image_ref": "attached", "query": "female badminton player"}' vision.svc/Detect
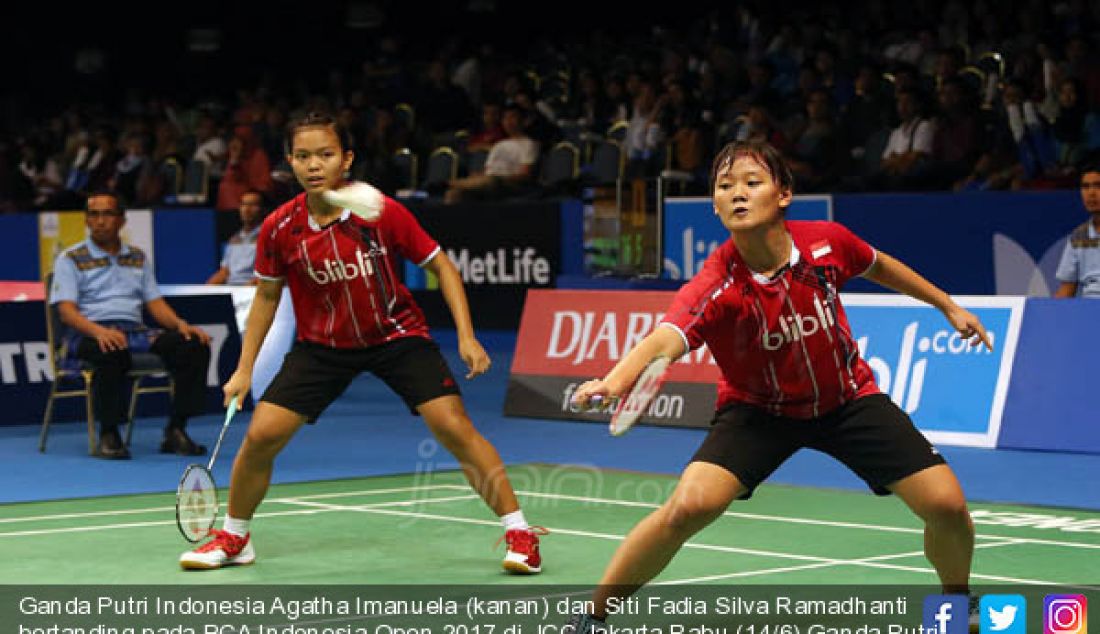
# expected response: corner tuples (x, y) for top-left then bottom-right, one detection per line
(568, 140), (992, 630)
(180, 112), (545, 573)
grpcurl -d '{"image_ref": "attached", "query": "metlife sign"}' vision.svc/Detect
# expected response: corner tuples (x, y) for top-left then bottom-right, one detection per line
(402, 201), (561, 328)
(843, 294), (1024, 448)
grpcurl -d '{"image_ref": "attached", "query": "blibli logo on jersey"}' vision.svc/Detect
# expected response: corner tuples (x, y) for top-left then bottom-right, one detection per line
(761, 296), (836, 350)
(305, 248), (378, 285)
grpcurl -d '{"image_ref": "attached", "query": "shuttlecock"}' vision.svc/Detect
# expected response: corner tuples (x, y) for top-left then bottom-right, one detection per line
(322, 181), (384, 222)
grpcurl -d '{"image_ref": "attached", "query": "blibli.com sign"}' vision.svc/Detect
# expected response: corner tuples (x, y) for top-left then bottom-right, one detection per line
(843, 295), (1024, 448)
(663, 195), (831, 280)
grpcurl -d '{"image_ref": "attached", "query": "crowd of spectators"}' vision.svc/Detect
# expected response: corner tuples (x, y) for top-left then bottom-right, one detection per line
(2, 0), (1100, 212)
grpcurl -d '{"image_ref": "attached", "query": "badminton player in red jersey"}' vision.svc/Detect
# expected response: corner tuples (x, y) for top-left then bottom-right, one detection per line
(180, 113), (545, 573)
(568, 141), (992, 630)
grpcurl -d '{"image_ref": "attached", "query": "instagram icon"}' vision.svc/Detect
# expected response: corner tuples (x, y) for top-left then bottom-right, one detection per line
(1045, 594), (1088, 634)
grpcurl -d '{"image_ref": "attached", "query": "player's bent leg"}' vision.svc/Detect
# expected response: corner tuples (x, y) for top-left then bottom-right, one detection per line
(418, 395), (545, 574)
(888, 463), (974, 593)
(227, 401), (309, 519)
(591, 462), (746, 618)
(179, 402), (307, 571)
(419, 395), (520, 515)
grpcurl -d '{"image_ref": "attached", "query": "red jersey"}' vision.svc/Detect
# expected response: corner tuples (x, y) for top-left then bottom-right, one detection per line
(255, 193), (439, 348)
(661, 221), (880, 419)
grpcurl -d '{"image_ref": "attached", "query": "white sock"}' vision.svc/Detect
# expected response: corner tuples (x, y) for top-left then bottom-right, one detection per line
(501, 510), (529, 531)
(223, 516), (250, 537)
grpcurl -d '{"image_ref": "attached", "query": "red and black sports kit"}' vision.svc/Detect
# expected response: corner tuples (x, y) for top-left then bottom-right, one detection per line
(255, 193), (460, 420)
(661, 221), (945, 498)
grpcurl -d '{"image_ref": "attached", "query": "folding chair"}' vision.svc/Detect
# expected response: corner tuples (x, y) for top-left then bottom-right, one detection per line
(423, 147), (459, 193)
(541, 141), (580, 191)
(588, 140), (624, 185)
(392, 148), (419, 192)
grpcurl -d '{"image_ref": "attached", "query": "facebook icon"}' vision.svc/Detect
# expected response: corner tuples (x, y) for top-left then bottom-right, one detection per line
(924, 595), (970, 634)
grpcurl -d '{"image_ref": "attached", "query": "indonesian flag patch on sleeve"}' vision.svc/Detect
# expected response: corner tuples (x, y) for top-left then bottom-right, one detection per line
(810, 240), (832, 259)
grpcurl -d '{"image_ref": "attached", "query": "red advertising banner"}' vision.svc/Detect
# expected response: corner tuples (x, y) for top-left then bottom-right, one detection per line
(0, 282), (45, 302)
(505, 289), (720, 429)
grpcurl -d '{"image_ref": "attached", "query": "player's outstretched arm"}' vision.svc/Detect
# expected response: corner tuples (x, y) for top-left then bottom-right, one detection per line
(863, 251), (993, 351)
(423, 251), (491, 379)
(572, 326), (686, 409)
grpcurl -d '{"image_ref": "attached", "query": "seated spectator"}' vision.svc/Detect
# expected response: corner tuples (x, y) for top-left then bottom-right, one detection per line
(415, 60), (475, 136)
(216, 126), (272, 212)
(190, 115), (227, 180)
(787, 88), (845, 192)
(112, 134), (162, 206)
(623, 80), (668, 178)
(513, 90), (561, 150)
(207, 190), (265, 285)
(1049, 78), (1091, 170)
(352, 106), (409, 195)
(729, 100), (790, 153)
(66, 127), (119, 197)
(50, 191), (212, 459)
(928, 77), (982, 188)
(1055, 164), (1100, 298)
(664, 79), (709, 183)
(17, 140), (63, 208)
(841, 62), (892, 164)
(467, 102), (505, 152)
(567, 69), (615, 132)
(875, 88), (936, 189)
(444, 104), (538, 203)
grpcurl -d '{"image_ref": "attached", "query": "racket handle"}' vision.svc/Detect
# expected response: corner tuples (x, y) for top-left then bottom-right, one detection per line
(568, 394), (618, 413)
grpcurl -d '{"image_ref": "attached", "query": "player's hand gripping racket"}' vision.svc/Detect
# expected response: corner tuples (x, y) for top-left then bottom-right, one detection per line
(572, 355), (672, 437)
(175, 396), (238, 542)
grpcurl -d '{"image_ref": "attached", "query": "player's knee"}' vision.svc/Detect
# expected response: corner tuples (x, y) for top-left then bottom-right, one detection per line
(922, 494), (971, 527)
(428, 414), (476, 451)
(662, 497), (723, 536)
(242, 426), (290, 458)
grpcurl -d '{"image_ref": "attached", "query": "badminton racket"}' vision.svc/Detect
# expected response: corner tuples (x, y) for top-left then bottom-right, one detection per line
(175, 396), (238, 542)
(572, 355), (672, 437)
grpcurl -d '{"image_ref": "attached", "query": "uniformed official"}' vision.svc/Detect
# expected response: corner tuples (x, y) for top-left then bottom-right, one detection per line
(50, 191), (213, 459)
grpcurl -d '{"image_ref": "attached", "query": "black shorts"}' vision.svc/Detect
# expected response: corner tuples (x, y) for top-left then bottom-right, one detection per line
(261, 336), (461, 422)
(691, 393), (946, 499)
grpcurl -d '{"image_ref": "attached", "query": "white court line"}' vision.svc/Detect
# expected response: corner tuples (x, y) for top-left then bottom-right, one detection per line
(660, 539), (1022, 585)
(0, 483), (468, 525)
(513, 489), (1100, 552)
(4, 483), (1100, 554)
(4, 485), (1095, 588)
(281, 498), (1083, 587)
(0, 493), (478, 538)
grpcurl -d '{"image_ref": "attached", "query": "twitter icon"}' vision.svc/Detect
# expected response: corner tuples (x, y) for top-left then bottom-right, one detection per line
(981, 595), (1027, 634)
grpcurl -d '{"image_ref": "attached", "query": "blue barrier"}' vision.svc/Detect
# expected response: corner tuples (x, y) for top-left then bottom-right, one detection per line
(0, 215), (39, 281)
(833, 191), (1081, 295)
(999, 298), (1100, 453)
(151, 207), (217, 283)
